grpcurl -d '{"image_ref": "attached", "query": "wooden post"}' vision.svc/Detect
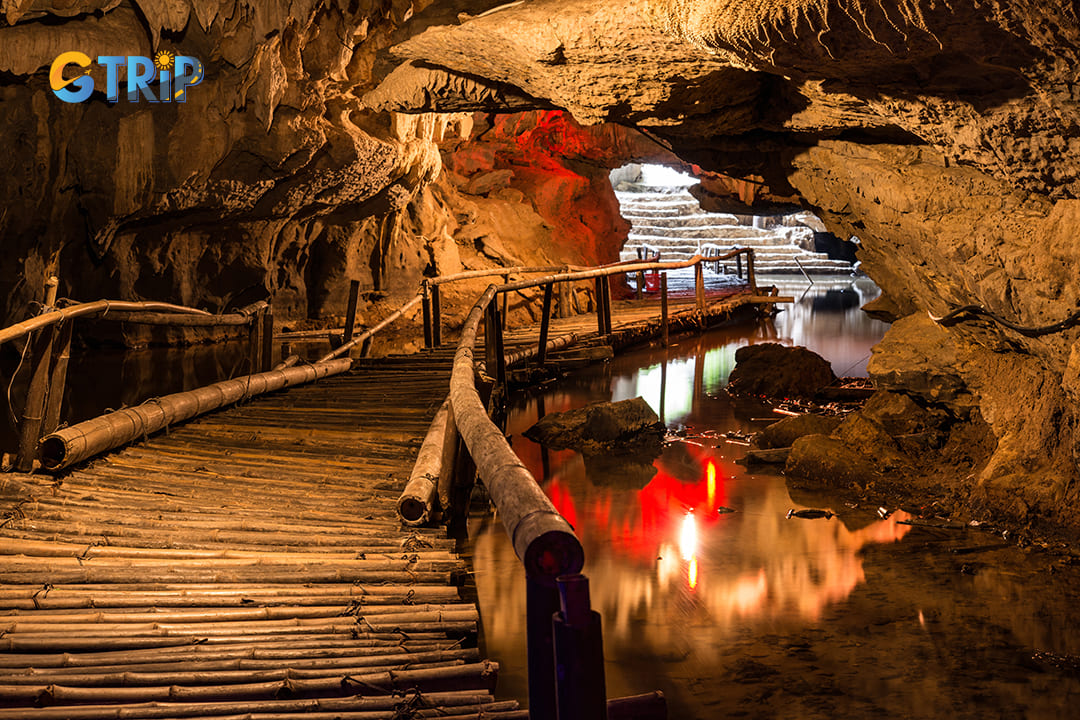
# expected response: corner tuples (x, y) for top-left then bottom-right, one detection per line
(431, 283), (442, 348)
(694, 262), (705, 313)
(527, 575), (561, 720)
(43, 276), (58, 307)
(343, 280), (360, 343)
(558, 277), (572, 318)
(635, 270), (645, 300)
(553, 574), (608, 720)
(16, 327), (55, 472)
(736, 253), (743, 279)
(537, 282), (554, 366)
(601, 276), (613, 335)
(485, 302), (506, 390)
(660, 273), (669, 348)
(42, 319), (72, 436)
(502, 274), (510, 331)
(594, 278), (605, 337)
(260, 305), (274, 373)
(422, 284), (433, 350)
(248, 308), (264, 374)
(747, 249), (757, 294)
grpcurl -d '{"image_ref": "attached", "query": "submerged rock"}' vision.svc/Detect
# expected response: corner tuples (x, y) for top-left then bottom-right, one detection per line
(726, 343), (837, 399)
(751, 413), (843, 450)
(524, 396), (665, 456)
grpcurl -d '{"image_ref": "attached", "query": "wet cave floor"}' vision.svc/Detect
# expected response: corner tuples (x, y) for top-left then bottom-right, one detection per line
(465, 276), (1080, 720)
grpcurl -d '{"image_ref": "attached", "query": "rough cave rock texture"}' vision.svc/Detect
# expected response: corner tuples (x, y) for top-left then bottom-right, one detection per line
(3, 1), (1080, 529)
(365, 0), (1080, 530)
(0, 0), (666, 334)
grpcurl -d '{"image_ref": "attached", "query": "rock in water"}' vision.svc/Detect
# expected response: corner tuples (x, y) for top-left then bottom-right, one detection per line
(524, 396), (664, 456)
(726, 343), (836, 399)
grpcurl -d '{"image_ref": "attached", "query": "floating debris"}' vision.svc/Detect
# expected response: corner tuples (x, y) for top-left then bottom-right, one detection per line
(877, 506), (892, 519)
(717, 507), (737, 514)
(786, 508), (834, 520)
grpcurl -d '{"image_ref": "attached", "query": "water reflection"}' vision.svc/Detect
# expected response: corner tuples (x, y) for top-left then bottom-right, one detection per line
(469, 277), (1080, 719)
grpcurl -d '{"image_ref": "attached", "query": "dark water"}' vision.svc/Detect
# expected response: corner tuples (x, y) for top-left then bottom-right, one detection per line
(467, 276), (1080, 719)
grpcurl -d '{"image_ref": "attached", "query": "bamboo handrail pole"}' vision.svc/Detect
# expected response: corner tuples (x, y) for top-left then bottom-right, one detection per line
(0, 301), (216, 346)
(0, 633), (450, 653)
(0, 690), (507, 719)
(38, 359), (353, 470)
(90, 313), (252, 327)
(397, 398), (451, 526)
(316, 294), (423, 363)
(449, 287), (583, 582)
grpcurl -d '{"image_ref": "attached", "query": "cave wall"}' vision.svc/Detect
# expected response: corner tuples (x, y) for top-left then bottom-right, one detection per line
(0, 1), (654, 336)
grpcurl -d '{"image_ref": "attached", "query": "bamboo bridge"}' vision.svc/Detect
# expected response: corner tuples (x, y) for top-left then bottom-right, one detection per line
(0, 253), (785, 719)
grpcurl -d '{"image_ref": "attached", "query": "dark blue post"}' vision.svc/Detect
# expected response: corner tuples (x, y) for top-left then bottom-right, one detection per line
(553, 573), (608, 720)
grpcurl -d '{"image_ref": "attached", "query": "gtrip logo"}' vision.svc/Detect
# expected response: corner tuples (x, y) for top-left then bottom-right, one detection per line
(49, 50), (204, 104)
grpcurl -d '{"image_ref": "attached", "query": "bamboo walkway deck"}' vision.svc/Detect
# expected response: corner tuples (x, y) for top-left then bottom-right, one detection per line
(0, 287), (759, 719)
(0, 352), (525, 719)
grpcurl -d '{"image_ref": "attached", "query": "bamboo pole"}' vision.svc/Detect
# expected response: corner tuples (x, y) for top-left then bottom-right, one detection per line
(0, 690), (510, 719)
(94, 313), (252, 327)
(41, 318), (72, 435)
(317, 295), (423, 363)
(15, 325), (55, 471)
(660, 273), (669, 347)
(0, 301), (215, 346)
(38, 359), (352, 470)
(431, 283), (442, 347)
(397, 399), (450, 526)
(695, 261), (705, 312)
(0, 660), (499, 704)
(449, 287), (583, 581)
(536, 283), (553, 366)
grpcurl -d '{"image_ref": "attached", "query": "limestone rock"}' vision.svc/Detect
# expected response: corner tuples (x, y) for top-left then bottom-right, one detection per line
(727, 343), (837, 399)
(524, 396), (665, 456)
(750, 414), (842, 450)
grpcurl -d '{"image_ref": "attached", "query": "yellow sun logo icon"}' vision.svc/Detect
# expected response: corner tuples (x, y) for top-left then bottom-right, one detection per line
(153, 50), (174, 71)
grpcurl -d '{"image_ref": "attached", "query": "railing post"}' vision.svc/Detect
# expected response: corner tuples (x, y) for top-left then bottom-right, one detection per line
(694, 262), (705, 313)
(736, 252), (743, 279)
(553, 573), (608, 720)
(422, 282), (433, 349)
(538, 282), (554, 366)
(747, 249), (757, 294)
(17, 277), (60, 472)
(635, 270), (645, 300)
(558, 276), (572, 318)
(344, 279), (361, 344)
(485, 301), (506, 390)
(601, 276), (613, 335)
(42, 318), (72, 436)
(261, 304), (274, 373)
(502, 274), (510, 331)
(527, 574), (562, 720)
(660, 272), (669, 348)
(431, 283), (442, 348)
(248, 307), (265, 374)
(16, 326), (55, 472)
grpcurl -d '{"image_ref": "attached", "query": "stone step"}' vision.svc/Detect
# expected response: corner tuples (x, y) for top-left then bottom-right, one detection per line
(622, 213), (744, 227)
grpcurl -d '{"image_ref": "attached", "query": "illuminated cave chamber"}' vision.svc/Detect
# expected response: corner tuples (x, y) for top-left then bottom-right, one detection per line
(610, 164), (856, 275)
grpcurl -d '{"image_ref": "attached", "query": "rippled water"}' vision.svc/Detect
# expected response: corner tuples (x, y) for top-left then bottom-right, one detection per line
(467, 275), (1080, 719)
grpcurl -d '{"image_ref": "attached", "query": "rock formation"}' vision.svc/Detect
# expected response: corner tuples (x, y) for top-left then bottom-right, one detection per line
(2, 1), (1080, 530)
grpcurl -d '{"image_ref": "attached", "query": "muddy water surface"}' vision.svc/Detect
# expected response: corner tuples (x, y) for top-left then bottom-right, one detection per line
(467, 276), (1080, 719)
